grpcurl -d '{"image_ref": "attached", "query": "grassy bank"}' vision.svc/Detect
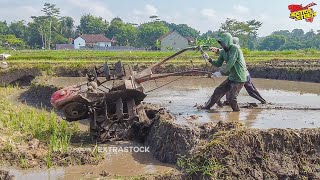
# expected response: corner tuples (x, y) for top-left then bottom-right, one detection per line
(0, 86), (102, 168)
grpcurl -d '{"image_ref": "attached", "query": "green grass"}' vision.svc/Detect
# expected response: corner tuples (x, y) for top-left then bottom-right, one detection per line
(0, 86), (78, 167)
(2, 105), (77, 153)
(177, 154), (224, 177)
(3, 49), (320, 67)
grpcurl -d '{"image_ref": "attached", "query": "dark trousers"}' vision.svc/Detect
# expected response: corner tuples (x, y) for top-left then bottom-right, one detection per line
(243, 75), (266, 103)
(223, 75), (266, 104)
(204, 79), (244, 111)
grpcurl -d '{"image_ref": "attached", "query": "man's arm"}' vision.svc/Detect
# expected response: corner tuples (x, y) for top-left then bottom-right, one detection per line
(209, 52), (224, 67)
(220, 46), (238, 74)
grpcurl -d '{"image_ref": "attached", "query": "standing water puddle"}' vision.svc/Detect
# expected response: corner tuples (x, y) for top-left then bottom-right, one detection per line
(2, 142), (174, 180)
(47, 76), (320, 129)
(143, 76), (320, 129)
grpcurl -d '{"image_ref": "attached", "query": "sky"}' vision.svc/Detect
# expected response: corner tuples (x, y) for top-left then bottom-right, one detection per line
(0, 0), (319, 36)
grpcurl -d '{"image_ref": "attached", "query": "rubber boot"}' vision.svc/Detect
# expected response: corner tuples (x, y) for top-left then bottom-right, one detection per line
(230, 100), (240, 112)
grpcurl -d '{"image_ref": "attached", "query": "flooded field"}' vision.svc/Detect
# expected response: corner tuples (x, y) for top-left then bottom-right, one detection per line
(143, 76), (320, 129)
(46, 76), (320, 129)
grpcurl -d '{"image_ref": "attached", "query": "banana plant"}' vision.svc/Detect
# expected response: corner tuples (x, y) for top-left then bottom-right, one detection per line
(195, 37), (220, 47)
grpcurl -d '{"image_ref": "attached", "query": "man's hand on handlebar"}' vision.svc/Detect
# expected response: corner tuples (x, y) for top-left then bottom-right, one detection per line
(209, 47), (221, 54)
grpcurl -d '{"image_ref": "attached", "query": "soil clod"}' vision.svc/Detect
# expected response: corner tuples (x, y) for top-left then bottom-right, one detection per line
(0, 170), (13, 180)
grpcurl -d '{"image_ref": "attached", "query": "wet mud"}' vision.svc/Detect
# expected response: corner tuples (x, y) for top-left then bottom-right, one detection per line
(0, 136), (103, 169)
(0, 68), (41, 86)
(2, 71), (320, 179)
(153, 60), (320, 83)
(252, 60), (320, 83)
(18, 84), (58, 109)
(140, 108), (320, 179)
(248, 67), (320, 83)
(190, 123), (320, 179)
(0, 170), (13, 180)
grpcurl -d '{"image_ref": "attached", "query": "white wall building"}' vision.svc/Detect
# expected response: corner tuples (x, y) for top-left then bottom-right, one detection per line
(74, 37), (85, 49)
(159, 31), (192, 51)
(74, 34), (112, 49)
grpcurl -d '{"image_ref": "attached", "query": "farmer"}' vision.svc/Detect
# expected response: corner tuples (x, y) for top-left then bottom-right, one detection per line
(212, 37), (267, 105)
(200, 32), (247, 111)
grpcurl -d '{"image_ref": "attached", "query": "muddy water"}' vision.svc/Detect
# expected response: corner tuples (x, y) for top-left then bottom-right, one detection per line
(142, 76), (320, 129)
(48, 77), (320, 128)
(46, 76), (320, 129)
(3, 142), (174, 180)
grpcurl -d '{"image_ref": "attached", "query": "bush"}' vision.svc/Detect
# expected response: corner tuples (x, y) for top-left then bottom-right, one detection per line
(241, 48), (250, 56)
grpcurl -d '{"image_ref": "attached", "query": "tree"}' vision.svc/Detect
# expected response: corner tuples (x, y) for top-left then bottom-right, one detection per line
(201, 30), (220, 39)
(106, 18), (137, 46)
(29, 3), (60, 49)
(0, 21), (9, 35)
(279, 40), (304, 50)
(219, 19), (262, 49)
(246, 20), (262, 37)
(304, 30), (316, 40)
(8, 21), (27, 40)
(41, 3), (60, 49)
(51, 33), (68, 44)
(26, 21), (43, 48)
(0, 34), (25, 48)
(272, 30), (291, 37)
(258, 35), (286, 50)
(59, 16), (75, 38)
(163, 22), (200, 39)
(31, 15), (52, 49)
(291, 29), (304, 40)
(78, 14), (108, 34)
(137, 21), (169, 48)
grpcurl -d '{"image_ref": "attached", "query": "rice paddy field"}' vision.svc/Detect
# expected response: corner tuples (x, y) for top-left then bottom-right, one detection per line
(1, 49), (320, 179)
(5, 49), (320, 66)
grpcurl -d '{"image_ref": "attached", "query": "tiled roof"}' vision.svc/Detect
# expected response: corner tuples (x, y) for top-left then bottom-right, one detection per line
(80, 34), (111, 43)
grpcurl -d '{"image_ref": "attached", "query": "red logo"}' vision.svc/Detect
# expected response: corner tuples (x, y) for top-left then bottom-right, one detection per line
(288, 2), (317, 22)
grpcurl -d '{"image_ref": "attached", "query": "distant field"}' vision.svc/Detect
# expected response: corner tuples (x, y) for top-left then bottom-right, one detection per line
(4, 49), (320, 67)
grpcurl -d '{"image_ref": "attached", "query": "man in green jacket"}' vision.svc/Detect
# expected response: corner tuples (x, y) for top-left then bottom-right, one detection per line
(213, 37), (266, 106)
(201, 32), (247, 111)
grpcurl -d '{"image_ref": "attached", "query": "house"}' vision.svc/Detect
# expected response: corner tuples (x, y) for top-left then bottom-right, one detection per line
(74, 34), (112, 49)
(158, 31), (193, 51)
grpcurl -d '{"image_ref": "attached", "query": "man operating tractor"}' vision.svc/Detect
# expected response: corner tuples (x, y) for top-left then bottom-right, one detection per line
(211, 37), (267, 106)
(200, 32), (248, 111)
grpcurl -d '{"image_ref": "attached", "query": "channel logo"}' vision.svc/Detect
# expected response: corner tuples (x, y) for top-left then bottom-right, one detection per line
(288, 2), (317, 22)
